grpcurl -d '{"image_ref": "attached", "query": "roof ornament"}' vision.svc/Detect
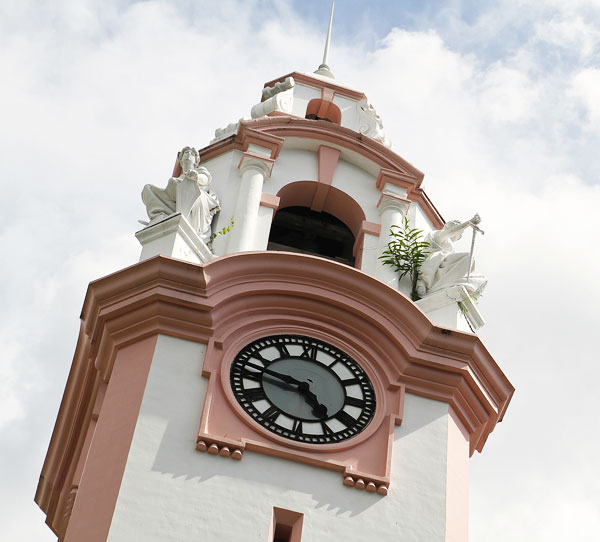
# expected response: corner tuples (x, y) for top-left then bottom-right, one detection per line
(314, 0), (336, 79)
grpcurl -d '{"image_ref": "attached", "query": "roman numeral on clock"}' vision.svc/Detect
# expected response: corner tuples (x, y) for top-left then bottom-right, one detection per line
(243, 387), (266, 402)
(300, 345), (318, 360)
(335, 410), (357, 427)
(292, 419), (303, 435)
(344, 396), (365, 408)
(250, 352), (271, 366)
(275, 344), (290, 358)
(240, 368), (262, 382)
(262, 406), (280, 422)
(321, 421), (334, 435)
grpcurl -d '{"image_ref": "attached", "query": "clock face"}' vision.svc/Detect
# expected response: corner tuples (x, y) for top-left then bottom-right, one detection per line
(230, 335), (376, 444)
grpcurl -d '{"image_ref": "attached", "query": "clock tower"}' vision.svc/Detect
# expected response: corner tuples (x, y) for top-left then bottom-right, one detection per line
(35, 55), (513, 542)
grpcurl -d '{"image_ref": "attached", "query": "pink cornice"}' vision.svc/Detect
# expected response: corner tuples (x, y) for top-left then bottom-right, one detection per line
(376, 168), (419, 193)
(263, 71), (367, 102)
(409, 188), (445, 229)
(238, 152), (275, 177)
(239, 128), (284, 160)
(195, 118), (445, 228)
(37, 253), (513, 533)
(199, 118), (424, 183)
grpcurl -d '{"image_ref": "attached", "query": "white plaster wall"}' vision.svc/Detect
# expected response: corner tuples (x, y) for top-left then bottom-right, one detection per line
(358, 232), (380, 277)
(288, 83), (321, 119)
(201, 151), (242, 256)
(425, 304), (473, 334)
(108, 335), (466, 542)
(254, 205), (275, 251)
(330, 159), (381, 223)
(267, 148), (319, 195)
(333, 94), (360, 132)
(412, 202), (435, 233)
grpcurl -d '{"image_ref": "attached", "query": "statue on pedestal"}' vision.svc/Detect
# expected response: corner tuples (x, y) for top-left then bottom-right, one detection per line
(141, 147), (221, 244)
(415, 214), (487, 298)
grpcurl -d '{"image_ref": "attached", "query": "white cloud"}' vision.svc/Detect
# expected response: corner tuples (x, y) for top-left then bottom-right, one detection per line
(570, 68), (600, 129)
(534, 15), (600, 58)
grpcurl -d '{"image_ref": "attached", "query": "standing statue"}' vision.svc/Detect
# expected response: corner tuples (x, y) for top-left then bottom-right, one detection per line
(141, 147), (221, 245)
(415, 214), (487, 298)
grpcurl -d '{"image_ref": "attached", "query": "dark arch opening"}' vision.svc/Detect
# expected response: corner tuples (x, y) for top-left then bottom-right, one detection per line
(267, 206), (355, 267)
(305, 98), (342, 124)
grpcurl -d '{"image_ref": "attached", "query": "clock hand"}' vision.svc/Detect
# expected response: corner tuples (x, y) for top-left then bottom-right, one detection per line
(245, 362), (328, 419)
(297, 382), (328, 419)
(245, 361), (303, 387)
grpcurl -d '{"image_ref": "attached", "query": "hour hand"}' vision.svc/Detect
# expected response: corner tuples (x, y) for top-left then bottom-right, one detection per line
(297, 382), (328, 419)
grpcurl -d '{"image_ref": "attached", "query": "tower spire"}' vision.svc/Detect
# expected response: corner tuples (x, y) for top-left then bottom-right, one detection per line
(314, 0), (335, 79)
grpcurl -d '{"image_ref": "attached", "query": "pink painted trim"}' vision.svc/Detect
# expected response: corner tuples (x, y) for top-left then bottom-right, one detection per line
(307, 97), (342, 124)
(196, 119), (446, 228)
(408, 188), (445, 229)
(260, 192), (280, 210)
(276, 181), (366, 238)
(361, 220), (382, 236)
(313, 145), (340, 212)
(200, 119), (423, 182)
(321, 87), (335, 102)
(37, 253), (513, 532)
(376, 168), (418, 193)
(64, 337), (157, 542)
(239, 128), (284, 159)
(353, 220), (382, 269)
(238, 152), (275, 176)
(263, 71), (367, 102)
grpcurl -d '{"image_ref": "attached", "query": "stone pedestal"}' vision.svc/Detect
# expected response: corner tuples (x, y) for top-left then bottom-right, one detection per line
(135, 213), (214, 264)
(416, 285), (485, 333)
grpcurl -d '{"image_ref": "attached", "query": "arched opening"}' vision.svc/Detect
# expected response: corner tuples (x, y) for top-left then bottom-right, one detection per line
(305, 98), (342, 124)
(267, 206), (355, 266)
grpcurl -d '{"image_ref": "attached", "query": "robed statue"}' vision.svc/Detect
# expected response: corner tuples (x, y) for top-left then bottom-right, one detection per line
(415, 214), (487, 298)
(141, 146), (221, 244)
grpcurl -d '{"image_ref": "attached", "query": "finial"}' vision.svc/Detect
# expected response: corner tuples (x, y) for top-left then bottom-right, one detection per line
(314, 0), (335, 79)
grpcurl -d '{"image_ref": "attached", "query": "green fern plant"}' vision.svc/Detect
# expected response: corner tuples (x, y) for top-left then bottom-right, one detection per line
(379, 217), (430, 301)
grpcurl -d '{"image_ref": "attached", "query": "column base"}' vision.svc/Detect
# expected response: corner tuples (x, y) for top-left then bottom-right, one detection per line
(135, 213), (214, 264)
(415, 285), (485, 332)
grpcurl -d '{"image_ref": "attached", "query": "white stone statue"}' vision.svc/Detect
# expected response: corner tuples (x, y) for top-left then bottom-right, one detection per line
(141, 146), (221, 244)
(357, 99), (391, 148)
(415, 214), (487, 298)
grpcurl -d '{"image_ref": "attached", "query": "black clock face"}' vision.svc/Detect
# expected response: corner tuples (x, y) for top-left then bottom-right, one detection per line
(230, 335), (376, 444)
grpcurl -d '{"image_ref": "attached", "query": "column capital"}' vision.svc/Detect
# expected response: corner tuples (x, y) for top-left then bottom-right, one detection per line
(239, 125), (284, 159)
(377, 192), (411, 216)
(238, 153), (275, 178)
(376, 168), (418, 196)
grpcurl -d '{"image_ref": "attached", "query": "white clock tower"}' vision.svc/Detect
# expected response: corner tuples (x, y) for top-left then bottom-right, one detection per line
(35, 15), (513, 541)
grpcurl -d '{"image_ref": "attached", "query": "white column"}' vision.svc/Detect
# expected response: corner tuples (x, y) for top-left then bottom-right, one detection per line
(227, 154), (274, 253)
(376, 187), (411, 288)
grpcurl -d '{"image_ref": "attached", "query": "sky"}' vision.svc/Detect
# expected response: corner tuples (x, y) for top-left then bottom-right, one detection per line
(1, 0), (599, 540)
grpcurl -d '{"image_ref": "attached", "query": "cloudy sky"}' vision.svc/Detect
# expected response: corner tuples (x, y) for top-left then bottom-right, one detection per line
(1, 0), (599, 540)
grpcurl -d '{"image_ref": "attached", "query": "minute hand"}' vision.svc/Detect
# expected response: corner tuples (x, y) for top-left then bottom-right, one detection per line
(245, 362), (303, 387)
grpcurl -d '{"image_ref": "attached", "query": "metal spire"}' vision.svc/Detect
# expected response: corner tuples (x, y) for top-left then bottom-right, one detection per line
(314, 0), (335, 79)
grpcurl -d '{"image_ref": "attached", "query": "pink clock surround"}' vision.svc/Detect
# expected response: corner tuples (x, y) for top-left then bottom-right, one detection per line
(36, 253), (513, 537)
